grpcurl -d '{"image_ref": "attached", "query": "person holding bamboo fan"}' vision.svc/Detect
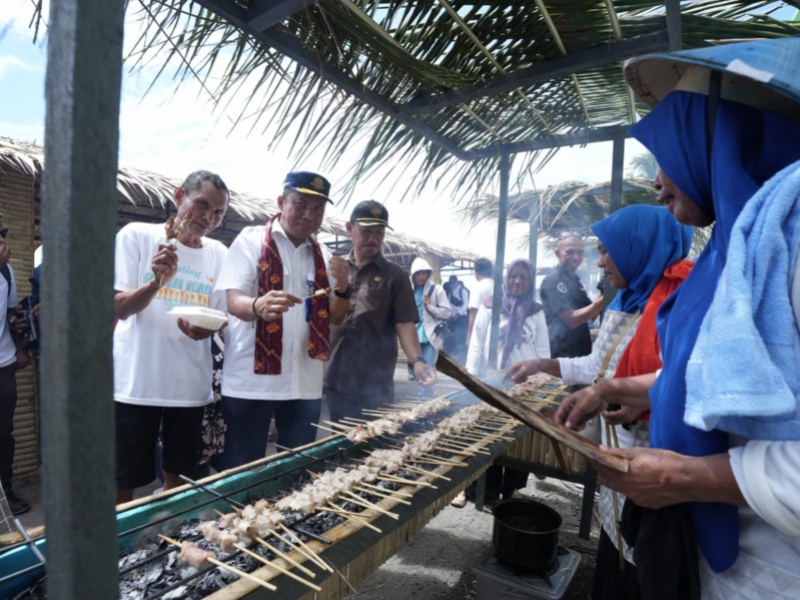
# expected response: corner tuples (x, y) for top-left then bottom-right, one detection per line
(507, 205), (694, 599)
(554, 37), (800, 599)
(114, 170), (230, 504)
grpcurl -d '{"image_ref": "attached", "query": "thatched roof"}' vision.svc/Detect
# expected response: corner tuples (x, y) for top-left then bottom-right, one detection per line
(0, 137), (478, 267)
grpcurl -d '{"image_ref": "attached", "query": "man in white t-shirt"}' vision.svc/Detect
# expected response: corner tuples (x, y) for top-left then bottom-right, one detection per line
(214, 172), (349, 470)
(0, 223), (32, 515)
(466, 257), (494, 347)
(113, 170), (229, 504)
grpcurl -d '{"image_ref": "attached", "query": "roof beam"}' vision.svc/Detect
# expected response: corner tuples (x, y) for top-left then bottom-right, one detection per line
(467, 125), (630, 159)
(401, 31), (670, 115)
(193, 0), (471, 159)
(246, 0), (311, 32)
(666, 0), (682, 51)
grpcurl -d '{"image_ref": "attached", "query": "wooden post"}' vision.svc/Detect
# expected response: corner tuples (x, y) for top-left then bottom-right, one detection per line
(42, 0), (124, 598)
(489, 153), (510, 361)
(609, 137), (625, 214)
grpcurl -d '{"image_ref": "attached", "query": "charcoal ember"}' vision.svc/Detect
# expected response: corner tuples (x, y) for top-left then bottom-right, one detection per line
(161, 585), (188, 599)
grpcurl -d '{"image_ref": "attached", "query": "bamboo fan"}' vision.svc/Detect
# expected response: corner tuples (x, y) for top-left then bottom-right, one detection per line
(435, 352), (628, 473)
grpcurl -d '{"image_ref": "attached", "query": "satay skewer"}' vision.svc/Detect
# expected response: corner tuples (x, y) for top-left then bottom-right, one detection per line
(340, 491), (399, 519)
(360, 408), (396, 417)
(423, 451), (468, 466)
(266, 527), (329, 572)
(354, 485), (412, 505)
(433, 442), (477, 456)
(304, 287), (332, 300)
(158, 535), (277, 591)
(235, 543), (321, 592)
(378, 474), (436, 488)
(321, 504), (382, 533)
(277, 525), (334, 573)
(358, 481), (413, 498)
(310, 422), (344, 436)
(402, 465), (451, 481)
(323, 420), (352, 432)
(252, 537), (316, 578)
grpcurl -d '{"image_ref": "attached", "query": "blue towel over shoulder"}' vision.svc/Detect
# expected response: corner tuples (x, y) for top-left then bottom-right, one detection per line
(686, 160), (800, 440)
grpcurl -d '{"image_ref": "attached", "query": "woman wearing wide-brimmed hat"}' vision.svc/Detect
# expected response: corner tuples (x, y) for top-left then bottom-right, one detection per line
(555, 36), (800, 599)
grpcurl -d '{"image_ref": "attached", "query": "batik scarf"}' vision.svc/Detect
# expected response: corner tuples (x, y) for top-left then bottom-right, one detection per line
(254, 214), (331, 374)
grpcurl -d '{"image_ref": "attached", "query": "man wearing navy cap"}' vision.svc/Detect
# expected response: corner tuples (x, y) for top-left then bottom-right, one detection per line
(214, 172), (350, 469)
(324, 200), (436, 421)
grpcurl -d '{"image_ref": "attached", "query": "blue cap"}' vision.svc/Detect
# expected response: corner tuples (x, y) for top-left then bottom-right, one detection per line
(283, 171), (333, 203)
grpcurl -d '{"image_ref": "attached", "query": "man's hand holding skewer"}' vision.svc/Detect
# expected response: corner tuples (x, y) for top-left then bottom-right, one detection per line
(253, 290), (302, 322)
(151, 243), (179, 288)
(329, 256), (350, 293)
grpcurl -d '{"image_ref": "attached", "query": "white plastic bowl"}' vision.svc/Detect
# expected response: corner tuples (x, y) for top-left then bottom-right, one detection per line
(168, 306), (228, 331)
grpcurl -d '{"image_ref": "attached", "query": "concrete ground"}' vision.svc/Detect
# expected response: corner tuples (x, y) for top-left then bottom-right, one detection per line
(4, 368), (600, 599)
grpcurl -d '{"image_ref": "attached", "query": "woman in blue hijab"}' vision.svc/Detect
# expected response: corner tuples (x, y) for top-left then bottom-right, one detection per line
(509, 205), (693, 599)
(556, 37), (800, 599)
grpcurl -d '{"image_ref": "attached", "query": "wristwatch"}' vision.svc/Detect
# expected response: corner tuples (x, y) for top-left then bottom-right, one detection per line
(408, 356), (427, 368)
(334, 285), (352, 300)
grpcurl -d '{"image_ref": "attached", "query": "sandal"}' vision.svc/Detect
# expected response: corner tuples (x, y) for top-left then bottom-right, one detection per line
(450, 491), (467, 509)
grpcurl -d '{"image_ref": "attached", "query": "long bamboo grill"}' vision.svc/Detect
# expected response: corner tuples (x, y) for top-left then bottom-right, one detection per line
(0, 379), (568, 599)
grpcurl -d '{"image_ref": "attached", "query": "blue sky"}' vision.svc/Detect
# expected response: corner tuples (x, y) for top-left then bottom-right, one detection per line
(0, 0), (648, 262)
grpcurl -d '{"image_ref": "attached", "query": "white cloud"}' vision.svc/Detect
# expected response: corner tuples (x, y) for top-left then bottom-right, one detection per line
(0, 52), (39, 81)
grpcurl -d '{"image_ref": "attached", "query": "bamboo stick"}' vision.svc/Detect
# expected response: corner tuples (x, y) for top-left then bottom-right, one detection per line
(278, 525), (334, 572)
(323, 420), (350, 432)
(310, 422), (344, 436)
(236, 543), (321, 591)
(159, 535), (277, 591)
(359, 481), (413, 497)
(354, 485), (412, 505)
(267, 527), (327, 572)
(321, 504), (382, 533)
(402, 465), (451, 481)
(341, 491), (399, 519)
(252, 536), (316, 578)
(378, 474), (436, 489)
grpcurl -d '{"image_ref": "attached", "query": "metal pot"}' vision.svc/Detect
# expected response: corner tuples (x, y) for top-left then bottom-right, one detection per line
(491, 498), (562, 571)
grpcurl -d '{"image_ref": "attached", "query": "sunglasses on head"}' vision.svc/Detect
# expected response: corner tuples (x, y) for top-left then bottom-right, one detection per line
(557, 230), (583, 240)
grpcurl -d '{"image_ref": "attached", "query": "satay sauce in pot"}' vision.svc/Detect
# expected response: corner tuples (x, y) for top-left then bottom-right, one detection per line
(491, 498), (562, 570)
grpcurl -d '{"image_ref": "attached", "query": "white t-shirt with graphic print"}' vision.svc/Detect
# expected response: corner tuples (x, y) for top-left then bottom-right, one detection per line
(113, 222), (228, 407)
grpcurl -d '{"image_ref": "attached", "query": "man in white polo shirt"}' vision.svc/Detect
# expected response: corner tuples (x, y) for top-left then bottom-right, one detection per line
(215, 172), (349, 469)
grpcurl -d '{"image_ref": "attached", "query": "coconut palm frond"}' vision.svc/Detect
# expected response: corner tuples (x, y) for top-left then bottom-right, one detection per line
(627, 151), (659, 181)
(28, 0), (800, 203)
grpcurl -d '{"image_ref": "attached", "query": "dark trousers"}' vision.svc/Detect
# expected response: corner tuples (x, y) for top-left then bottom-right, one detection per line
(0, 364), (17, 489)
(468, 465), (528, 503)
(216, 397), (321, 470)
(592, 528), (641, 600)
